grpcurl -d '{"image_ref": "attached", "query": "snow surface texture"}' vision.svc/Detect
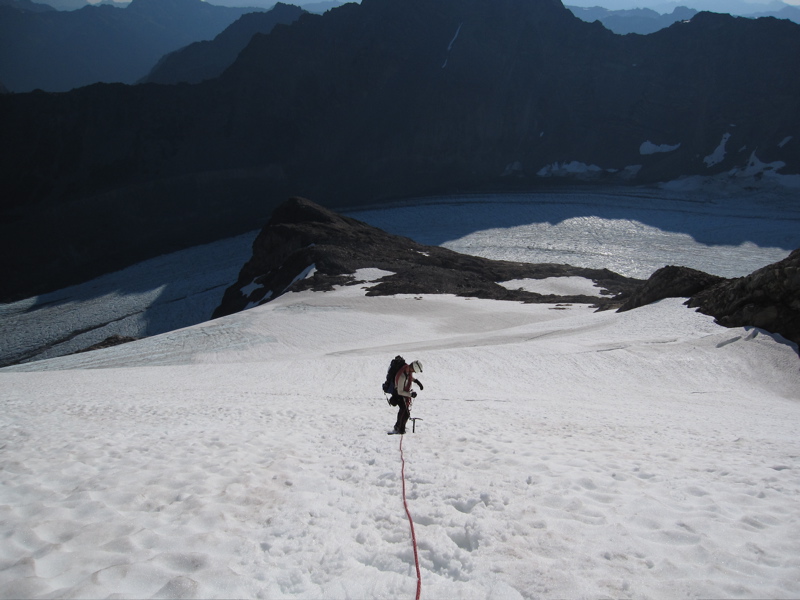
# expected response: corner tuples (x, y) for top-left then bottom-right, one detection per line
(2, 280), (799, 599)
(2, 188), (800, 599)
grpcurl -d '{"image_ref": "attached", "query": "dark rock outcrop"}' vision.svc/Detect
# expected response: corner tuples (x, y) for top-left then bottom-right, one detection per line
(618, 265), (725, 312)
(2, 0), (800, 300)
(213, 197), (643, 318)
(617, 249), (800, 348)
(688, 249), (800, 347)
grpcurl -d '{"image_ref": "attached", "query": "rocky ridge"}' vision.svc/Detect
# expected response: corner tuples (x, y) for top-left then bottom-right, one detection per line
(688, 249), (800, 347)
(618, 265), (726, 312)
(620, 252), (800, 348)
(212, 197), (642, 318)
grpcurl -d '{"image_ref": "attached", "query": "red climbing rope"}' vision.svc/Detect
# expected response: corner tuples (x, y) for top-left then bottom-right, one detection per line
(399, 434), (422, 600)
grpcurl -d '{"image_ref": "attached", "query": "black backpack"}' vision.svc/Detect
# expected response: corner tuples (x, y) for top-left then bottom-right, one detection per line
(382, 355), (406, 395)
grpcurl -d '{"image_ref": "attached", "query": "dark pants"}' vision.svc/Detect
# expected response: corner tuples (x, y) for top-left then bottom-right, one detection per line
(393, 396), (410, 434)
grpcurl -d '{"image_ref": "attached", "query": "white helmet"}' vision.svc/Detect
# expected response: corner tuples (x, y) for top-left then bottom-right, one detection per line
(411, 360), (423, 373)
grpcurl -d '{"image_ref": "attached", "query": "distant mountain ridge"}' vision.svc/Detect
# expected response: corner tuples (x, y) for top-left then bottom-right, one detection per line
(0, 0), (56, 12)
(6, 0), (84, 8)
(567, 2), (800, 31)
(748, 3), (800, 23)
(567, 5), (699, 33)
(207, 0), (350, 11)
(141, 3), (305, 85)
(0, 0), (271, 92)
(1, 0), (800, 301)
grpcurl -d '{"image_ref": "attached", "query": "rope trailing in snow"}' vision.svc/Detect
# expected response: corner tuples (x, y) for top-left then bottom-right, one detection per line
(399, 434), (422, 599)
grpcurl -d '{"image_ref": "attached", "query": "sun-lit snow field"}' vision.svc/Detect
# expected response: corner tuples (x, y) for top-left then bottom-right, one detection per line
(1, 185), (800, 599)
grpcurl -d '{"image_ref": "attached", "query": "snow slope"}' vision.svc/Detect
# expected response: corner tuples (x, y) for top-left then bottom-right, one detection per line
(1, 188), (800, 598)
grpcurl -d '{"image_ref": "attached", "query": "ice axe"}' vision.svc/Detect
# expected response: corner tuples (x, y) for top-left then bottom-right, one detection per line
(409, 417), (422, 433)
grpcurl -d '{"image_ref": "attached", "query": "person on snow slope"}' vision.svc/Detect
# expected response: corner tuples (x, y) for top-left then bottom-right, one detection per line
(391, 359), (423, 435)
